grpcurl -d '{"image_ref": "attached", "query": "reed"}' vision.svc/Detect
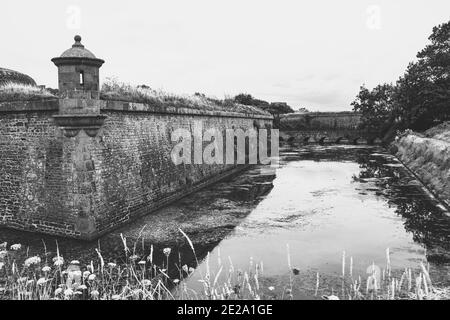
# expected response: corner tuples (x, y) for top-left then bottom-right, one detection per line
(0, 236), (448, 300)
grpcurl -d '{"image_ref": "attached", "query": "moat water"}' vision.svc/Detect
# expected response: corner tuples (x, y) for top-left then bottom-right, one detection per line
(1, 144), (450, 298)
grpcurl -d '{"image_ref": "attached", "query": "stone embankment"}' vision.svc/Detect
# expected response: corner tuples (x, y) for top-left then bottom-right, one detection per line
(392, 122), (450, 209)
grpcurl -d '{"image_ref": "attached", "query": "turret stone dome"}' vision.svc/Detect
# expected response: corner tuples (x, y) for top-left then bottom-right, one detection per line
(52, 35), (105, 67)
(59, 35), (98, 59)
(52, 35), (104, 93)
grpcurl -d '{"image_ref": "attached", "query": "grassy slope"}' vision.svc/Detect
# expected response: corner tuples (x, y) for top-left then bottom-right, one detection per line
(100, 79), (269, 116)
(394, 122), (450, 207)
(0, 83), (55, 102)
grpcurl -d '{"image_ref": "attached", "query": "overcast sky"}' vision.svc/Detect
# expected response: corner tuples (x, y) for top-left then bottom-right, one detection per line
(2, 0), (450, 111)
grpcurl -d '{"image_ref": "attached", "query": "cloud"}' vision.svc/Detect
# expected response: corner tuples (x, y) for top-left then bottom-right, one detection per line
(3, 0), (450, 111)
(299, 90), (343, 105)
(272, 82), (291, 89)
(295, 74), (316, 82)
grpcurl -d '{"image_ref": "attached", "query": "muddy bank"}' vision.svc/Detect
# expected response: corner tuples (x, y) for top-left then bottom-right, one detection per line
(392, 122), (450, 208)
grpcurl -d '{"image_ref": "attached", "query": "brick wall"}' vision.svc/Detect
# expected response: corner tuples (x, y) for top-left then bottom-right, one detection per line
(0, 99), (81, 236)
(0, 98), (273, 239)
(279, 112), (361, 131)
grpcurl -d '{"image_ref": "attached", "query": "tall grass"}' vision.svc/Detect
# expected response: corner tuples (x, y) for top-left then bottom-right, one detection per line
(0, 231), (448, 300)
(100, 77), (267, 115)
(333, 247), (449, 300)
(0, 82), (55, 102)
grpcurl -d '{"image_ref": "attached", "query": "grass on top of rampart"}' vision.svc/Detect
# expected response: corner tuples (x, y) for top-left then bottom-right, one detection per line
(100, 78), (269, 116)
(0, 83), (56, 102)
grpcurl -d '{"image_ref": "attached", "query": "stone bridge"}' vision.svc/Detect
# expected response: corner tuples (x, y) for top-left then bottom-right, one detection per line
(279, 111), (381, 144)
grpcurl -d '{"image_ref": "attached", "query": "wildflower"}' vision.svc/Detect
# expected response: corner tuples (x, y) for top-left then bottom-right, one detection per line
(107, 262), (117, 268)
(69, 270), (82, 278)
(42, 266), (51, 273)
(70, 260), (80, 265)
(37, 278), (47, 286)
(163, 248), (172, 257)
(322, 295), (340, 300)
(64, 288), (74, 297)
(10, 244), (22, 251)
(189, 267), (195, 274)
(138, 260), (146, 266)
(24, 256), (41, 267)
(91, 290), (99, 298)
(132, 289), (142, 296)
(268, 286), (275, 291)
(17, 277), (27, 283)
(142, 279), (152, 287)
(173, 279), (180, 284)
(54, 288), (63, 295)
(83, 271), (91, 278)
(78, 285), (87, 290)
(88, 274), (96, 281)
(182, 265), (189, 273)
(53, 256), (64, 267)
(111, 294), (121, 300)
(0, 251), (7, 259)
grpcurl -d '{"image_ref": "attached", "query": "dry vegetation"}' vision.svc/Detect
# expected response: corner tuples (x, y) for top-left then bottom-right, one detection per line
(100, 77), (268, 115)
(424, 121), (450, 141)
(0, 229), (448, 300)
(0, 83), (56, 102)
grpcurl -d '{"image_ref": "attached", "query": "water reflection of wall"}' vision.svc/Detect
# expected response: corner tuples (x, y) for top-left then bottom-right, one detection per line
(353, 151), (450, 263)
(280, 143), (450, 263)
(393, 130), (450, 208)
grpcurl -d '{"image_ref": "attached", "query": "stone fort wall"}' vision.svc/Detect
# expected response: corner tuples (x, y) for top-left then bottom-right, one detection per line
(276, 111), (382, 144)
(279, 112), (361, 131)
(0, 98), (272, 239)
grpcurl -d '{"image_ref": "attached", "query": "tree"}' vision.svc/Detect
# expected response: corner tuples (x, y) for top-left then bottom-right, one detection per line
(351, 83), (396, 136)
(353, 19), (450, 136)
(233, 93), (294, 115)
(267, 102), (294, 115)
(234, 93), (255, 106)
(234, 93), (270, 108)
(395, 20), (450, 130)
(297, 107), (310, 113)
